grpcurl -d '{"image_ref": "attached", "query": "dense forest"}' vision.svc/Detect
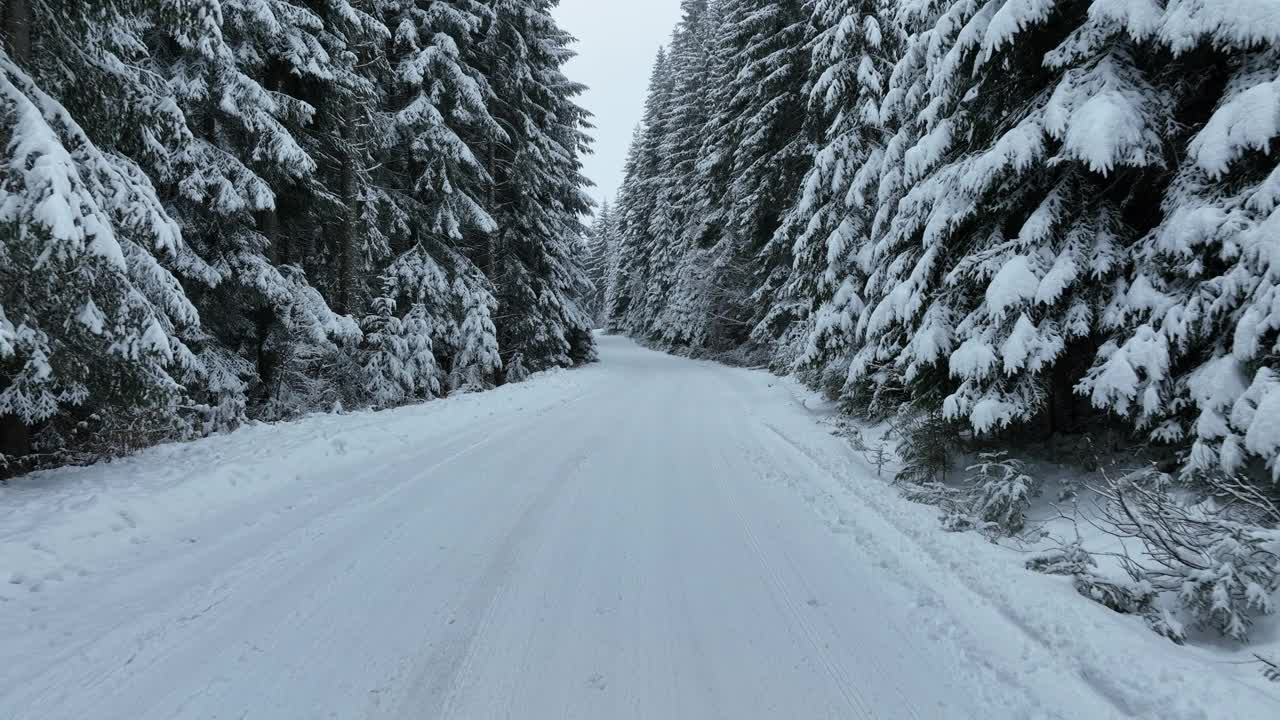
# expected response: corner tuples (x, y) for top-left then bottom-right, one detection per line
(0, 0), (596, 473)
(586, 0), (1280, 641)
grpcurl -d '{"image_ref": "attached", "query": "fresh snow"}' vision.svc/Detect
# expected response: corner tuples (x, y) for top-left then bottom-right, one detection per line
(2, 336), (1278, 720)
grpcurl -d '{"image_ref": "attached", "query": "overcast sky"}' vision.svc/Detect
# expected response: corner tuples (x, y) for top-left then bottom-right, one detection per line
(553, 0), (685, 211)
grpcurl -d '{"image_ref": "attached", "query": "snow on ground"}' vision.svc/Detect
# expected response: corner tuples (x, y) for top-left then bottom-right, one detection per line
(1, 335), (1277, 719)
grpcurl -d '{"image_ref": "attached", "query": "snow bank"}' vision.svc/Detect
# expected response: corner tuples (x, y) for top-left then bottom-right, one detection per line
(745, 373), (1280, 720)
(0, 367), (597, 600)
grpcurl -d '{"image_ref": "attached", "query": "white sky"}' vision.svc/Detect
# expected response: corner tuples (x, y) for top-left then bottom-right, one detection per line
(553, 0), (685, 210)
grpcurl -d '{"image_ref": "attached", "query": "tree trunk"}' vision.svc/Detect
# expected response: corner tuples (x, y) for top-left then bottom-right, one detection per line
(336, 104), (357, 315)
(258, 62), (289, 267)
(0, 383), (31, 471)
(487, 141), (499, 278)
(258, 207), (283, 263)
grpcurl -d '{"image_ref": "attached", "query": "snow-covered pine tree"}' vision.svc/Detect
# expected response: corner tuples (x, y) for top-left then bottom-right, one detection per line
(718, 0), (811, 354)
(613, 0), (810, 357)
(358, 295), (435, 408)
(630, 0), (731, 350)
(385, 0), (499, 249)
(368, 0), (504, 392)
(607, 127), (647, 331)
(860, 0), (1280, 486)
(843, 1), (1163, 436)
(661, 0), (811, 355)
(612, 48), (676, 339)
(584, 201), (618, 328)
(682, 0), (736, 273)
(157, 0), (360, 420)
(786, 0), (896, 389)
(1077, 6), (1280, 485)
(648, 0), (715, 348)
(480, 0), (597, 372)
(285, 0), (390, 320)
(360, 247), (498, 405)
(1, 0), (210, 463)
(450, 272), (502, 388)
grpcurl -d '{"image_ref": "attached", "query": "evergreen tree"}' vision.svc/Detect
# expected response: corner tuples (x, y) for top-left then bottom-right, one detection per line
(787, 0), (895, 385)
(1, 0), (208, 461)
(717, 0), (811, 350)
(606, 127), (645, 331)
(649, 0), (714, 347)
(0, 0), (598, 469)
(584, 201), (617, 328)
(1078, 8), (1280, 483)
(290, 0), (390, 319)
(482, 0), (597, 372)
(158, 0), (361, 421)
(612, 0), (811, 356)
(374, 0), (503, 391)
(612, 49), (675, 337)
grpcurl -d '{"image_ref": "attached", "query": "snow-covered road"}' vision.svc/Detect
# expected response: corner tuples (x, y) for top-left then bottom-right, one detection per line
(2, 336), (1277, 719)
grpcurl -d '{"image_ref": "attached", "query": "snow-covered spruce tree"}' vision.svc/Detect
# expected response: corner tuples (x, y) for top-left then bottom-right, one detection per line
(786, 0), (897, 390)
(0, 0), (212, 465)
(384, 0), (499, 249)
(612, 48), (676, 338)
(645, 0), (739, 351)
(365, 0), (504, 397)
(449, 271), (503, 390)
(285, 0), (390, 319)
(599, 197), (626, 331)
(666, 0), (811, 356)
(841, 1), (1173, 440)
(480, 0), (596, 372)
(248, 0), (403, 414)
(957, 451), (1036, 536)
(839, 1), (1279, 478)
(156, 0), (361, 421)
(358, 296), (435, 409)
(894, 408), (953, 486)
(583, 201), (618, 328)
(606, 127), (647, 331)
(721, 0), (812, 356)
(647, 0), (716, 349)
(648, 1), (724, 346)
(366, 244), (497, 403)
(610, 0), (811, 356)
(1075, 7), (1280, 486)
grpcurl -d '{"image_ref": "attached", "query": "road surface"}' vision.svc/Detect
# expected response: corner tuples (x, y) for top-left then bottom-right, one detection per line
(1, 336), (1274, 719)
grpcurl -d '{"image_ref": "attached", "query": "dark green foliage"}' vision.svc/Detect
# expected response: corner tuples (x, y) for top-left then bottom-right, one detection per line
(894, 410), (953, 486)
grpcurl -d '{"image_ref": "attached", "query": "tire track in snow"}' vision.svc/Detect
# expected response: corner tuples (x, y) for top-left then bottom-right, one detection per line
(749, 418), (1130, 719)
(4, 384), (620, 720)
(401, 394), (623, 719)
(714, 452), (880, 720)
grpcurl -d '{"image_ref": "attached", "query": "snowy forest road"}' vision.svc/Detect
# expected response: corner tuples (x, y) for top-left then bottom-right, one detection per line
(2, 336), (1275, 719)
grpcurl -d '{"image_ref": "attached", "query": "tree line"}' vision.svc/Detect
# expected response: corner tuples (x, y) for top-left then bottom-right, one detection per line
(1, 0), (596, 473)
(587, 0), (1280, 641)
